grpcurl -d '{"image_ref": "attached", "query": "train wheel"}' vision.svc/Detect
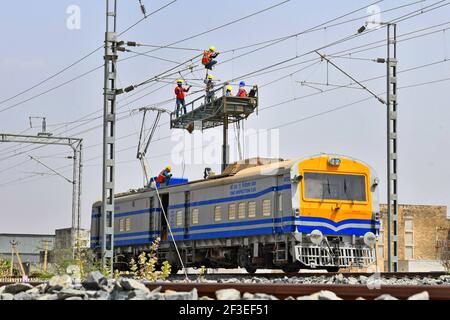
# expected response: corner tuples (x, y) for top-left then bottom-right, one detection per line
(324, 266), (340, 272)
(245, 266), (257, 274)
(281, 263), (301, 273)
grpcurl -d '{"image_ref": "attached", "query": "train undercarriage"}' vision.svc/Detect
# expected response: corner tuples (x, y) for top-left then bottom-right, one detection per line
(112, 233), (375, 274)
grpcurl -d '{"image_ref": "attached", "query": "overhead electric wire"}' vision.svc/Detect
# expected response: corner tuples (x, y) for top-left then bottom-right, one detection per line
(4, 73), (449, 188)
(0, 0), (178, 109)
(2, 20), (448, 161)
(0, 1), (447, 161)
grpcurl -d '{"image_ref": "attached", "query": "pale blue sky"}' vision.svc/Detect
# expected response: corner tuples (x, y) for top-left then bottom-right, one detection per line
(0, 0), (449, 233)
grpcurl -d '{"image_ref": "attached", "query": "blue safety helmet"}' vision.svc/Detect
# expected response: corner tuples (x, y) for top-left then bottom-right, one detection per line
(239, 81), (246, 87)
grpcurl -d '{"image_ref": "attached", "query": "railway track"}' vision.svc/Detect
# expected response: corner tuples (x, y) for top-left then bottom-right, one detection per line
(1, 272), (449, 300)
(143, 282), (450, 300)
(168, 271), (448, 281)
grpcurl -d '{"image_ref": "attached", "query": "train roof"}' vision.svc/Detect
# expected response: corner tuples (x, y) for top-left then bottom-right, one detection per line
(93, 154), (376, 204)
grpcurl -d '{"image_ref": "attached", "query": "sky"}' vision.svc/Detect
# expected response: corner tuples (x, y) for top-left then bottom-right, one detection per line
(0, 0), (449, 234)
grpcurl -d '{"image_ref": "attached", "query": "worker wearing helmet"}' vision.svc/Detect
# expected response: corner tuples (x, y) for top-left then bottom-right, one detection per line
(225, 85), (233, 97)
(237, 81), (248, 97)
(174, 79), (191, 117)
(156, 166), (172, 185)
(204, 74), (216, 104)
(202, 46), (220, 70)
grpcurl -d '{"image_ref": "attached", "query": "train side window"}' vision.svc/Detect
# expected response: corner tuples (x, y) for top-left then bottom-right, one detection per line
(125, 218), (131, 231)
(119, 218), (124, 232)
(132, 200), (136, 208)
(262, 199), (271, 216)
(176, 210), (183, 226)
(278, 194), (283, 212)
(214, 206), (222, 222)
(238, 202), (246, 219)
(228, 203), (236, 220)
(192, 208), (199, 224)
(248, 201), (256, 218)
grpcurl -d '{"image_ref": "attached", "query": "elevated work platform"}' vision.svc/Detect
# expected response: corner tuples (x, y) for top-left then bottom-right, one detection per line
(170, 85), (259, 131)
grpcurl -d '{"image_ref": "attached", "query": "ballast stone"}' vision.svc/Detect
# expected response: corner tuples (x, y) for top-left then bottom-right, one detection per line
(216, 288), (241, 300)
(407, 291), (429, 300)
(82, 271), (107, 290)
(119, 277), (148, 291)
(57, 288), (87, 300)
(375, 294), (399, 300)
(1, 293), (14, 300)
(48, 275), (72, 292)
(3, 282), (33, 294)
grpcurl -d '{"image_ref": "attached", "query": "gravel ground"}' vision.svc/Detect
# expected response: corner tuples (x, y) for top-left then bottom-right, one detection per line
(0, 272), (447, 300)
(169, 273), (450, 286)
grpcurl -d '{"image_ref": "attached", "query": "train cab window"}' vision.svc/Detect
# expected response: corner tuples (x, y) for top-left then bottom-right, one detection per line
(132, 200), (136, 208)
(119, 218), (125, 232)
(238, 202), (246, 219)
(304, 172), (366, 201)
(214, 206), (222, 222)
(248, 201), (256, 218)
(125, 218), (131, 231)
(262, 199), (271, 216)
(176, 210), (183, 226)
(192, 208), (199, 224)
(228, 203), (236, 220)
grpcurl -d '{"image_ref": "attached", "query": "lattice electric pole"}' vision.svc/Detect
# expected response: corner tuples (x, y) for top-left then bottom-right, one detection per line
(386, 23), (398, 272)
(0, 133), (83, 255)
(101, 0), (118, 270)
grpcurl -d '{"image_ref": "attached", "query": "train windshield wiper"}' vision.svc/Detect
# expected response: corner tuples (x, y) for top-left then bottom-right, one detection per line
(325, 178), (331, 199)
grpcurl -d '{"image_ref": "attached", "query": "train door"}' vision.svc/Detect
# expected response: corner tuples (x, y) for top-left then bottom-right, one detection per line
(149, 196), (154, 236)
(276, 175), (285, 233)
(160, 193), (169, 241)
(184, 191), (190, 238)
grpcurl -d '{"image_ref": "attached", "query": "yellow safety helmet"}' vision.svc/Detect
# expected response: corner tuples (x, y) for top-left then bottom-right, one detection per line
(207, 74), (214, 79)
(166, 166), (172, 172)
(176, 79), (183, 84)
(209, 46), (216, 52)
(226, 85), (232, 91)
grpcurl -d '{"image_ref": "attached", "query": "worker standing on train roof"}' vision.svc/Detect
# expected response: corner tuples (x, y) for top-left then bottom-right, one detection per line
(156, 166), (172, 185)
(237, 81), (248, 97)
(202, 46), (220, 70)
(174, 79), (191, 117)
(225, 85), (233, 96)
(204, 74), (216, 104)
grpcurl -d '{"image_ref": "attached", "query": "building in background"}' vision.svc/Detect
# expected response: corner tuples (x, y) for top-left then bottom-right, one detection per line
(378, 204), (450, 272)
(0, 233), (55, 269)
(54, 228), (90, 250)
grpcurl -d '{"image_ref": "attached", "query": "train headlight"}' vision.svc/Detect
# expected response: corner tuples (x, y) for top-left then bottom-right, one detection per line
(363, 232), (376, 248)
(328, 157), (341, 166)
(308, 229), (324, 245)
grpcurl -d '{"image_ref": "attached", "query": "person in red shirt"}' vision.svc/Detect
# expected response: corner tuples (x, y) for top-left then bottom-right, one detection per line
(174, 79), (191, 117)
(237, 81), (248, 97)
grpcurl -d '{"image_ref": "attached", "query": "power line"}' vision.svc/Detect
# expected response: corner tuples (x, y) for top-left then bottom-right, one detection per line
(1, 2), (447, 159)
(4, 74), (449, 188)
(0, 0), (178, 108)
(1, 21), (447, 162)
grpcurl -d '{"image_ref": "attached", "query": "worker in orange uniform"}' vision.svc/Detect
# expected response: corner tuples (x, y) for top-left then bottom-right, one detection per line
(156, 166), (172, 185)
(202, 46), (220, 70)
(174, 79), (191, 117)
(237, 81), (248, 97)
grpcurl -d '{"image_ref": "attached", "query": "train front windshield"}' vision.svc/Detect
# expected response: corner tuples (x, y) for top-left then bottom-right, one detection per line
(304, 172), (366, 201)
